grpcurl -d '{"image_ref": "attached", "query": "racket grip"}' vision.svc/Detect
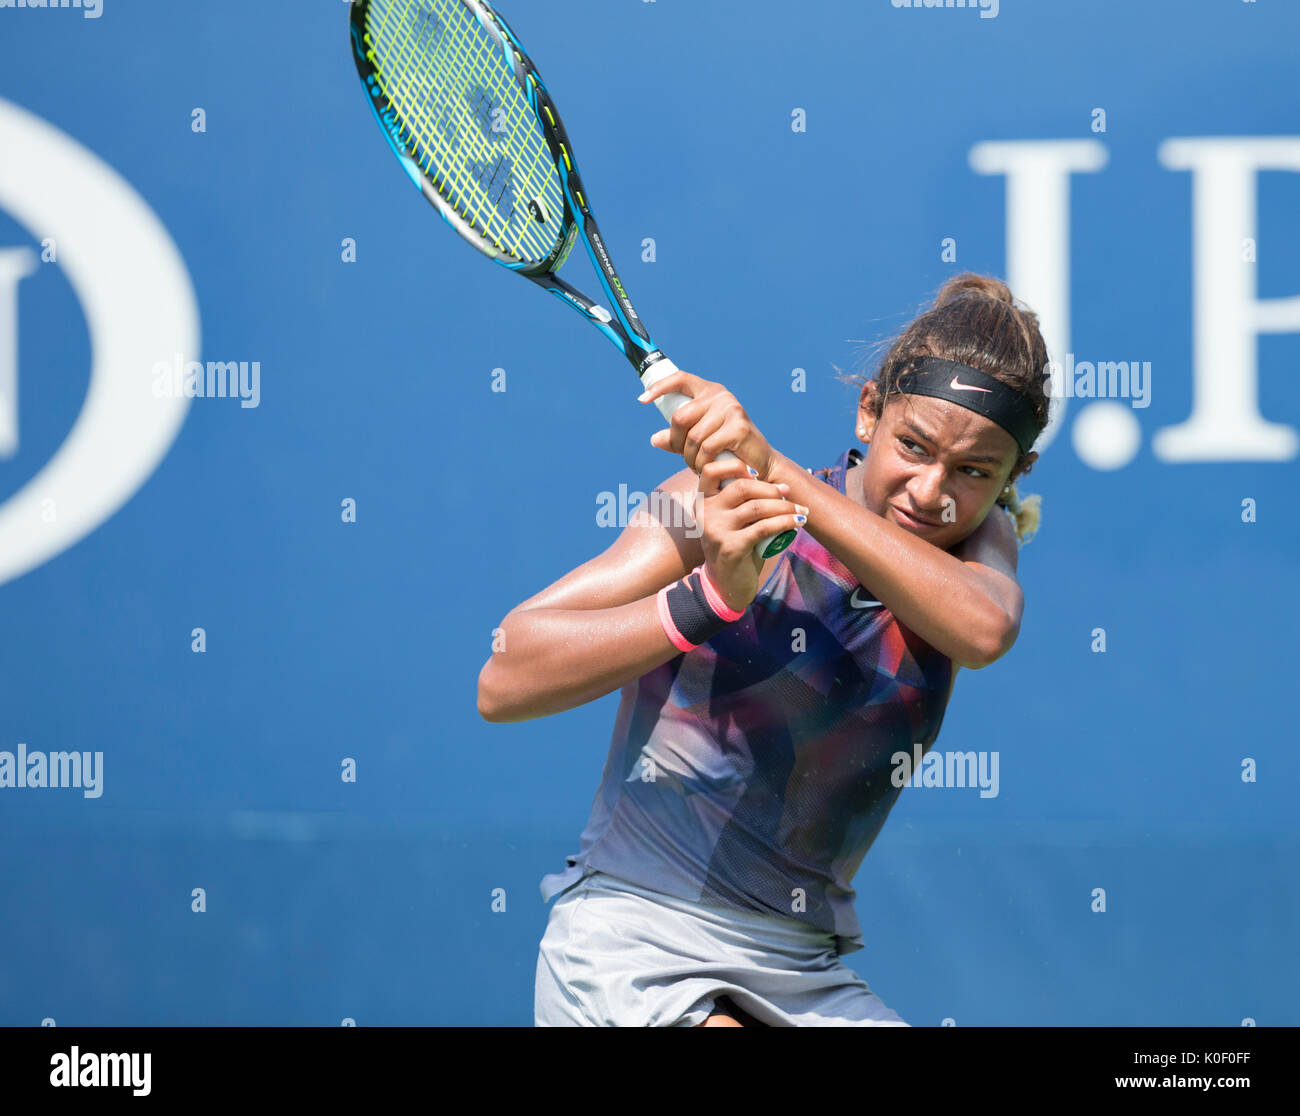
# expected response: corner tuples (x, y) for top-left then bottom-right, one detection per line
(639, 358), (798, 561)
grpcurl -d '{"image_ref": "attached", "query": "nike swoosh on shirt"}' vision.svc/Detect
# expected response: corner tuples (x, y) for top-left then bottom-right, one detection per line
(950, 375), (992, 393)
(849, 588), (883, 610)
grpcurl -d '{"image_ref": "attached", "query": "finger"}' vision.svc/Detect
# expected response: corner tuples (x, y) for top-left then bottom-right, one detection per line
(680, 409), (728, 473)
(650, 416), (686, 455)
(695, 419), (754, 474)
(698, 457), (760, 495)
(725, 498), (809, 530)
(734, 510), (808, 550)
(706, 478), (793, 511)
(699, 462), (791, 501)
(658, 383), (725, 447)
(652, 391), (716, 458)
(637, 369), (701, 404)
(711, 506), (804, 569)
(650, 415), (707, 451)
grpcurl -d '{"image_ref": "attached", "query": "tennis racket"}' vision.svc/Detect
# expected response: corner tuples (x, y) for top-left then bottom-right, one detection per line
(347, 0), (797, 560)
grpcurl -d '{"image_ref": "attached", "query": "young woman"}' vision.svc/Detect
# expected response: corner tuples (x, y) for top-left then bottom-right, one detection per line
(478, 273), (1049, 1027)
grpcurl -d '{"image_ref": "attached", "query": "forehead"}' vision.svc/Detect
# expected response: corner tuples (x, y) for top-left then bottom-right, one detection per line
(880, 392), (1018, 462)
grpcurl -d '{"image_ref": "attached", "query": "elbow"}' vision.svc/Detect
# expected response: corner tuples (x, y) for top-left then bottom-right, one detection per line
(478, 657), (538, 723)
(477, 660), (505, 722)
(958, 610), (1020, 670)
(981, 611), (1021, 669)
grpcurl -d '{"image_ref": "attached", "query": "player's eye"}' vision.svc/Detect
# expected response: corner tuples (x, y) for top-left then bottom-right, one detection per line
(902, 436), (988, 478)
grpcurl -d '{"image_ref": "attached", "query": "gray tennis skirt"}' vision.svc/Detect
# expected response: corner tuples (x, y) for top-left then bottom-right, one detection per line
(534, 868), (909, 1027)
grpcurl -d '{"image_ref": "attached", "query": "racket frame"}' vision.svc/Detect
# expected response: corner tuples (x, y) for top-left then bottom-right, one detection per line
(349, 0), (797, 560)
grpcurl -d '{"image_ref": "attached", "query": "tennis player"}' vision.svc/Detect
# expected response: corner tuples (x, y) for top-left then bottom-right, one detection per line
(478, 273), (1049, 1026)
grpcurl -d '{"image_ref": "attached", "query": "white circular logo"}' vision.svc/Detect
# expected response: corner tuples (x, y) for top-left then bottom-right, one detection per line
(0, 98), (199, 587)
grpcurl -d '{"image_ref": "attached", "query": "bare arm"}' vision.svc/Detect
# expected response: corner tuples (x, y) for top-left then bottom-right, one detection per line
(769, 451), (1024, 669)
(628, 368), (1023, 671)
(476, 468), (705, 723)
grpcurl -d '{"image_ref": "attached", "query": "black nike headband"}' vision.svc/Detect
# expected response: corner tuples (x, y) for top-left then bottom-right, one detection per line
(891, 357), (1045, 456)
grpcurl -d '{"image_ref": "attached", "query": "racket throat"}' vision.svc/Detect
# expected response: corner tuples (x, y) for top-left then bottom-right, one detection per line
(638, 351), (677, 382)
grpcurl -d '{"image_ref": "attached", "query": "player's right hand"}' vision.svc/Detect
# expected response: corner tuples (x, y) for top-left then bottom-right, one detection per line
(695, 457), (807, 613)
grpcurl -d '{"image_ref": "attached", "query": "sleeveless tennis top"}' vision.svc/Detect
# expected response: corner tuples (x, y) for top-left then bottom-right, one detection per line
(539, 446), (956, 954)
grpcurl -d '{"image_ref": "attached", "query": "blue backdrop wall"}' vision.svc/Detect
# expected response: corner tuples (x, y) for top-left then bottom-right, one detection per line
(0, 0), (1296, 1026)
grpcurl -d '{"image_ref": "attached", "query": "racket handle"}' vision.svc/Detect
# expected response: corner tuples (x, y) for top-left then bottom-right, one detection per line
(639, 358), (798, 561)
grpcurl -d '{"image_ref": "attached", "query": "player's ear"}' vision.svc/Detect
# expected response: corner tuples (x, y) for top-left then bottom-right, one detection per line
(856, 380), (880, 444)
(1008, 450), (1039, 484)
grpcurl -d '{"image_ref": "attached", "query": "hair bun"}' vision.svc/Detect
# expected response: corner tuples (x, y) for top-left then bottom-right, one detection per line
(933, 273), (1014, 310)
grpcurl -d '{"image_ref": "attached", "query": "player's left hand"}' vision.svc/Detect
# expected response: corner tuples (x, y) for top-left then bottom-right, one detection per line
(638, 370), (779, 480)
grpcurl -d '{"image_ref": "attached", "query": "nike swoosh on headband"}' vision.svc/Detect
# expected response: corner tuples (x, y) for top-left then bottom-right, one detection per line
(949, 376), (992, 393)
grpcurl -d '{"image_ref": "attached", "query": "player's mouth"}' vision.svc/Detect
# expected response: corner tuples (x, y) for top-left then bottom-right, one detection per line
(891, 504), (941, 530)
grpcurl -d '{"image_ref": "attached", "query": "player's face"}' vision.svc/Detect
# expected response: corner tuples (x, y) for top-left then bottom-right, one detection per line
(853, 390), (1027, 550)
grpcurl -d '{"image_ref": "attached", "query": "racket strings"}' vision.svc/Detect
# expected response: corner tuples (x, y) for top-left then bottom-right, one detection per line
(364, 0), (564, 265)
